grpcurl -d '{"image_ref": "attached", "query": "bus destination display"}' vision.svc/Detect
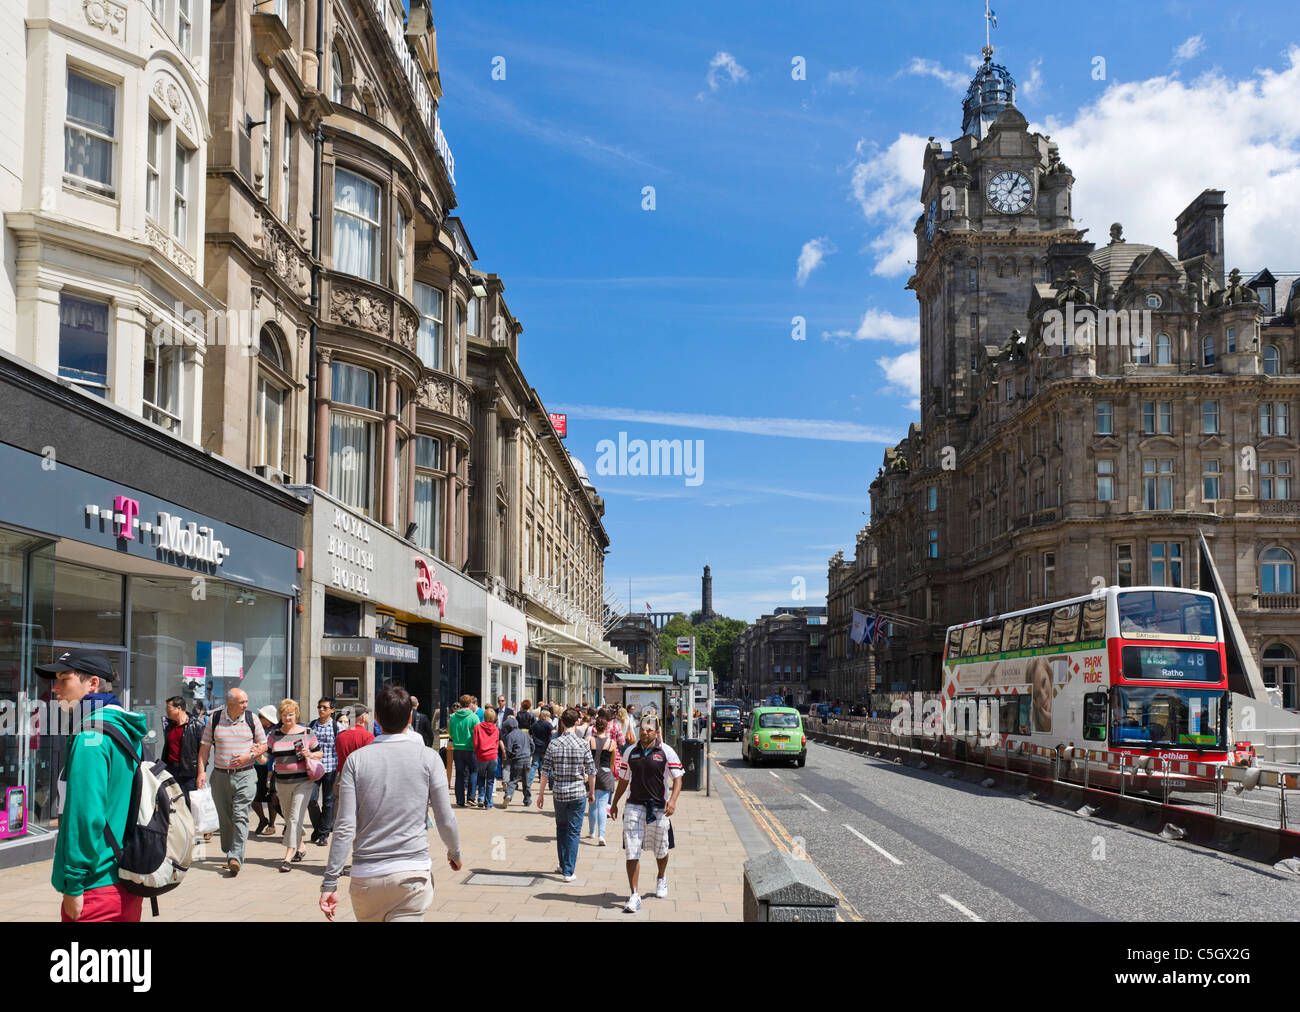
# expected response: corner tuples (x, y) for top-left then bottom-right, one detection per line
(1121, 646), (1222, 683)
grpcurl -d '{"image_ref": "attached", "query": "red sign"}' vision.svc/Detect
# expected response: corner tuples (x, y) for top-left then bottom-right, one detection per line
(548, 413), (567, 438)
(500, 636), (518, 655)
(414, 558), (448, 618)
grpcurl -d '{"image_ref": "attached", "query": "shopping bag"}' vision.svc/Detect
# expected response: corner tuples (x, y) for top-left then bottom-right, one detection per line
(189, 786), (219, 835)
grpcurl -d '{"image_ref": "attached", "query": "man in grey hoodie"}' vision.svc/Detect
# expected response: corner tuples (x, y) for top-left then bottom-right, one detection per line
(498, 715), (534, 809)
(320, 684), (461, 922)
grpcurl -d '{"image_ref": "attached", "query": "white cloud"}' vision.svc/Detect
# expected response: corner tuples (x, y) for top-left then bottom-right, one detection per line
(704, 51), (749, 94)
(906, 58), (968, 91)
(551, 404), (900, 443)
(1038, 47), (1300, 272)
(1019, 58), (1044, 99)
(795, 236), (835, 285)
(822, 306), (918, 343)
(877, 348), (921, 411)
(1174, 35), (1206, 61)
(849, 133), (929, 277)
(827, 67), (861, 89)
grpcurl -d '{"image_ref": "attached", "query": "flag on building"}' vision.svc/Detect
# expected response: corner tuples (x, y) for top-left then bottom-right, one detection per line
(987, 4), (997, 29)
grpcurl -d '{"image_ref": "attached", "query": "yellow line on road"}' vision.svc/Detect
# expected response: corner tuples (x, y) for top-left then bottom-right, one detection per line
(712, 752), (864, 922)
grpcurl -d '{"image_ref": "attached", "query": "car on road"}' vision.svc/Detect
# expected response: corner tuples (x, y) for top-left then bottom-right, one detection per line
(742, 706), (807, 767)
(711, 704), (744, 741)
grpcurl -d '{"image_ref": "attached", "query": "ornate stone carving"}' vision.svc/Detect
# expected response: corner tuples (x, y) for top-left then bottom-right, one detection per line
(1211, 268), (1259, 307)
(260, 211), (302, 287)
(330, 284), (391, 335)
(455, 388), (470, 420)
(170, 241), (196, 278)
(417, 376), (452, 413)
(145, 219), (168, 255)
(83, 0), (125, 34)
(397, 304), (418, 352)
(151, 77), (195, 138)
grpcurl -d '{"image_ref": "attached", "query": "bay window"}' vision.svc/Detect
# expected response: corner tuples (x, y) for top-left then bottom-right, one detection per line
(280, 114), (292, 223)
(414, 282), (444, 370)
(1143, 459), (1174, 510)
(172, 141), (190, 243)
(333, 168), (380, 281)
(413, 435), (444, 556)
(58, 295), (110, 395)
(329, 362), (378, 514)
(65, 70), (116, 196)
(394, 209), (407, 298)
(146, 115), (163, 220)
(143, 341), (182, 432)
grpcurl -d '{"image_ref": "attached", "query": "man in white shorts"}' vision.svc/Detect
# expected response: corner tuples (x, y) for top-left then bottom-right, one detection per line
(610, 714), (683, 913)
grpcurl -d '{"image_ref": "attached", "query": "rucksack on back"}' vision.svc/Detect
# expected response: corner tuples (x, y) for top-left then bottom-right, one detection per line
(93, 721), (195, 916)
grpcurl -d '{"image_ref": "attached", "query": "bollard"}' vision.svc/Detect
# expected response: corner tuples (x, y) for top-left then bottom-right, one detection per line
(1083, 750), (1090, 791)
(1282, 776), (1289, 832)
(1119, 754), (1127, 798)
(1215, 765), (1224, 818)
(743, 851), (839, 922)
(1162, 758), (1171, 807)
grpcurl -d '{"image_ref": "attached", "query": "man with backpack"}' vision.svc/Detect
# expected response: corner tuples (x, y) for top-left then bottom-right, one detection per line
(196, 687), (268, 876)
(307, 697), (341, 847)
(42, 649), (149, 922)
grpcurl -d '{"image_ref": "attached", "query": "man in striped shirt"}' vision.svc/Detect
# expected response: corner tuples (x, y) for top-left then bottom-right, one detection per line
(536, 707), (595, 882)
(197, 688), (268, 875)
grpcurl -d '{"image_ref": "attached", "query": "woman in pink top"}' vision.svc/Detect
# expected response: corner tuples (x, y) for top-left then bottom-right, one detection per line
(266, 699), (322, 872)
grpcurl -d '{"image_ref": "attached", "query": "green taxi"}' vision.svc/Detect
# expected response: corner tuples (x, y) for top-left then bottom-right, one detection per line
(742, 706), (806, 767)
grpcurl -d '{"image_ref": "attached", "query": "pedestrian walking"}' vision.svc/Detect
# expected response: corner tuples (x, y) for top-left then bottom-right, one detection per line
(196, 687), (268, 876)
(320, 685), (461, 923)
(585, 714), (617, 845)
(162, 695), (204, 799)
(41, 649), (147, 922)
(526, 706), (553, 804)
(336, 706), (374, 770)
(494, 694), (513, 784)
(410, 696), (435, 747)
(449, 695), (480, 807)
(610, 714), (684, 913)
(266, 700), (322, 873)
(536, 707), (596, 882)
(307, 697), (341, 847)
(499, 715), (533, 807)
(473, 696), (484, 721)
(252, 704), (280, 836)
(473, 707), (500, 809)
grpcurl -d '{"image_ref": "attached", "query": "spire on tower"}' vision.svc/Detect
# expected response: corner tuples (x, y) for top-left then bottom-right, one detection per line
(962, 5), (1015, 140)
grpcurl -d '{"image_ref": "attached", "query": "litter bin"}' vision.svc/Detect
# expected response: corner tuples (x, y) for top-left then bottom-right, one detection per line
(681, 737), (705, 790)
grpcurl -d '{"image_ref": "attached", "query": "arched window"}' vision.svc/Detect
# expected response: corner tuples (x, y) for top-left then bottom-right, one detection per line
(331, 47), (346, 105)
(1202, 334), (1215, 367)
(1261, 547), (1295, 595)
(1264, 345), (1281, 375)
(254, 325), (290, 476)
(1156, 333), (1171, 364)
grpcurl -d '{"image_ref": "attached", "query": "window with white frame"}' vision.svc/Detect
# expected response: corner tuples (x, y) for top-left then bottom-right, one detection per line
(328, 362), (378, 514)
(59, 295), (111, 395)
(261, 91), (272, 201)
(1156, 332), (1171, 364)
(1096, 401), (1113, 434)
(172, 141), (190, 243)
(1097, 459), (1114, 500)
(145, 115), (163, 220)
(1264, 345), (1280, 375)
(453, 301), (464, 375)
(64, 70), (116, 196)
(467, 296), (481, 338)
(1261, 548), (1296, 594)
(1043, 552), (1056, 598)
(254, 328), (289, 475)
(1203, 458), (1221, 502)
(331, 48), (344, 104)
(178, 0), (192, 53)
(333, 168), (380, 281)
(414, 282), (443, 370)
(280, 114), (292, 223)
(394, 209), (407, 298)
(1261, 460), (1293, 500)
(1261, 401), (1290, 436)
(144, 340), (182, 432)
(1143, 458), (1174, 510)
(1202, 334), (1215, 367)
(1133, 333), (1151, 364)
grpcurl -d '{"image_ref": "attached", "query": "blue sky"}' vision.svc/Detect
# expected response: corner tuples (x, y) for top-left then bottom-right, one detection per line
(427, 1), (1300, 621)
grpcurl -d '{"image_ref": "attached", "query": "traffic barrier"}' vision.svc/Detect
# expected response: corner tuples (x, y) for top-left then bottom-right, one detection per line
(800, 724), (1300, 863)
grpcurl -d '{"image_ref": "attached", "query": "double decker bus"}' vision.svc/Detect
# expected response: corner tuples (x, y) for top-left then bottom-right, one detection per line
(941, 587), (1235, 788)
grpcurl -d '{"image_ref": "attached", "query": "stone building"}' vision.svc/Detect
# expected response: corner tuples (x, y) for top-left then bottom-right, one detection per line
(734, 607), (826, 706)
(606, 614), (661, 677)
(849, 46), (1300, 707)
(825, 527), (878, 704)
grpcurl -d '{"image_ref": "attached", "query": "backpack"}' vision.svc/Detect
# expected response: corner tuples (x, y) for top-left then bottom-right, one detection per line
(93, 721), (195, 917)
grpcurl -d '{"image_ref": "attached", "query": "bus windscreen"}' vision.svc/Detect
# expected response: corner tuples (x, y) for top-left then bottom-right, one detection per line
(1110, 686), (1227, 748)
(1117, 591), (1217, 639)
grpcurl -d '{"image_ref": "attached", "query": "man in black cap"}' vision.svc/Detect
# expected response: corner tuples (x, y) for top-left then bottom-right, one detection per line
(39, 649), (149, 922)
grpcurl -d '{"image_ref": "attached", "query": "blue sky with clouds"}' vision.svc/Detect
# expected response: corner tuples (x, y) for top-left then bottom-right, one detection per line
(425, 1), (1300, 621)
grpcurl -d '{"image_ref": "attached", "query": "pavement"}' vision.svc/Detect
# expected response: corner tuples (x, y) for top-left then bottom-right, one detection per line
(0, 761), (750, 922)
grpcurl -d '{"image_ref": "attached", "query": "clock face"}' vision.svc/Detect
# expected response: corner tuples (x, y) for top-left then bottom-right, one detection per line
(986, 170), (1033, 214)
(926, 198), (937, 240)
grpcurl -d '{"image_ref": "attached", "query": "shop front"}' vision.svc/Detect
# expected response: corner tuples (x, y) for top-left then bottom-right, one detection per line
(488, 599), (527, 708)
(300, 490), (525, 733)
(0, 356), (304, 867)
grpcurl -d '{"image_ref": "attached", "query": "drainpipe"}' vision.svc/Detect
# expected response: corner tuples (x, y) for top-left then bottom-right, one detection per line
(305, 0), (325, 485)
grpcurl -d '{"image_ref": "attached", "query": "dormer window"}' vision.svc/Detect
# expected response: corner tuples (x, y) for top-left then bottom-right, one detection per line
(1259, 287), (1275, 314)
(1146, 293), (1162, 309)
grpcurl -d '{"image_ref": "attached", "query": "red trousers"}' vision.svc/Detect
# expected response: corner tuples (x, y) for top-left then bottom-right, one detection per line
(61, 883), (143, 922)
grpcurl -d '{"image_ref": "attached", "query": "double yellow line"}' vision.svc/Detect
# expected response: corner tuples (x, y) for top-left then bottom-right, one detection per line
(712, 753), (864, 922)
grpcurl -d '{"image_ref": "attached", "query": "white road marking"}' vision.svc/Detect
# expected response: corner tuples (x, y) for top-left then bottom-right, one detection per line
(842, 823), (903, 865)
(769, 770), (780, 779)
(939, 893), (983, 921)
(800, 793), (828, 812)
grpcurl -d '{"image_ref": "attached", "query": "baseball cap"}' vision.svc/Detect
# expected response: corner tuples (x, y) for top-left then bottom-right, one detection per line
(35, 648), (115, 682)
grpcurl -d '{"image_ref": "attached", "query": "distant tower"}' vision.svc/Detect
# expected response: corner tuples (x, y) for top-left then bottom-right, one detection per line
(700, 565), (716, 622)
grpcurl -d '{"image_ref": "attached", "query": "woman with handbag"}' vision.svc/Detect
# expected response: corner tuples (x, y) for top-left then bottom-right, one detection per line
(266, 699), (323, 872)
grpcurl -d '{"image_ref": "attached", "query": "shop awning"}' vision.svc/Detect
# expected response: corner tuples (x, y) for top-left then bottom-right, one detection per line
(610, 672), (673, 683)
(527, 616), (629, 670)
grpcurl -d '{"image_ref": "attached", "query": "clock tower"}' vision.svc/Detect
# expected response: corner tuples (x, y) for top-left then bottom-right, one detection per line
(909, 43), (1079, 427)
